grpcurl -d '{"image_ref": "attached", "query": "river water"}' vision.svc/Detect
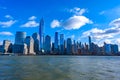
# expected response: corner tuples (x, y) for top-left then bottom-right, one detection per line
(0, 56), (120, 80)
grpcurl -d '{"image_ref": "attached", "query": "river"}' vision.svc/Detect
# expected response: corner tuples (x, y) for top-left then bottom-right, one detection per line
(0, 56), (120, 80)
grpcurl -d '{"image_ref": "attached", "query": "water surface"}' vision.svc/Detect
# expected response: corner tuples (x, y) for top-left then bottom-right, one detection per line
(0, 56), (120, 80)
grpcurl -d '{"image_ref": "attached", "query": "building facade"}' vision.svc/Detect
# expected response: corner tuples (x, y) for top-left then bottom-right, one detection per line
(32, 33), (40, 54)
(39, 18), (44, 51)
(44, 35), (51, 54)
(54, 32), (59, 54)
(25, 36), (35, 55)
(67, 38), (72, 54)
(60, 34), (64, 54)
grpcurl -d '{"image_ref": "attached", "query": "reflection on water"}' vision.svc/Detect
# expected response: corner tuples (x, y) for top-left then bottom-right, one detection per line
(0, 56), (120, 80)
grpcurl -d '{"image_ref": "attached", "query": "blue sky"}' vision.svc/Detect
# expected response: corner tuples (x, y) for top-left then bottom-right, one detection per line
(0, 0), (120, 47)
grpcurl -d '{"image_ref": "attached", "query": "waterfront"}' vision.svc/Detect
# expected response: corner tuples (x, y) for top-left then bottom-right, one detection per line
(0, 56), (120, 80)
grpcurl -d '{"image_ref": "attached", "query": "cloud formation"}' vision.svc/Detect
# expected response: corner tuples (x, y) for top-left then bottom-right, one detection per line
(51, 7), (92, 30)
(82, 18), (120, 46)
(0, 31), (13, 36)
(0, 15), (16, 28)
(21, 16), (39, 27)
(0, 20), (17, 28)
(28, 16), (37, 20)
(62, 15), (92, 30)
(70, 7), (86, 15)
(5, 15), (13, 19)
(51, 20), (60, 28)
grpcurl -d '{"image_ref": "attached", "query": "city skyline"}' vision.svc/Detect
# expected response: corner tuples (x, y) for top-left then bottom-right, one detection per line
(0, 30), (119, 55)
(0, 0), (120, 49)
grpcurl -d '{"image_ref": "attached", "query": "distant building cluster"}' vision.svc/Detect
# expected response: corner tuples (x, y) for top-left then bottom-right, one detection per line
(0, 18), (119, 55)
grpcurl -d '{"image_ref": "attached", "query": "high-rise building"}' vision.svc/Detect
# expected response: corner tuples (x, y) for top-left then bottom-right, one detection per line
(67, 38), (72, 54)
(39, 18), (44, 51)
(60, 34), (64, 54)
(13, 44), (28, 55)
(104, 43), (112, 55)
(51, 42), (54, 54)
(13, 31), (27, 55)
(44, 35), (51, 54)
(54, 32), (59, 54)
(72, 40), (77, 54)
(2, 40), (12, 53)
(111, 44), (118, 54)
(15, 31), (26, 45)
(32, 33), (40, 54)
(88, 36), (92, 53)
(25, 36), (35, 55)
(0, 45), (3, 53)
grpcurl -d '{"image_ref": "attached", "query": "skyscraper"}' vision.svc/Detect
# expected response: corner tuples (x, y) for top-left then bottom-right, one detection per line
(67, 38), (72, 54)
(13, 31), (27, 55)
(2, 40), (12, 53)
(15, 31), (26, 45)
(60, 34), (64, 54)
(54, 32), (59, 54)
(88, 36), (92, 53)
(44, 35), (51, 54)
(32, 33), (40, 54)
(39, 18), (44, 51)
(25, 36), (35, 55)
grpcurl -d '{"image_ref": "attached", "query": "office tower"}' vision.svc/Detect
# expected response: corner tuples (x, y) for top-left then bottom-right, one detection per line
(13, 31), (27, 55)
(67, 38), (72, 54)
(32, 33), (40, 54)
(72, 40), (77, 54)
(2, 40), (12, 53)
(13, 43), (28, 55)
(51, 42), (54, 54)
(39, 18), (44, 51)
(54, 32), (59, 54)
(104, 44), (112, 55)
(15, 31), (26, 45)
(25, 36), (35, 55)
(111, 44), (118, 54)
(88, 36), (92, 53)
(44, 35), (51, 54)
(64, 40), (66, 54)
(0, 45), (3, 53)
(60, 34), (64, 54)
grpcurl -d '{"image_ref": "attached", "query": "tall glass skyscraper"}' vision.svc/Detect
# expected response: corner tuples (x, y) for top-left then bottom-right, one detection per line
(44, 35), (51, 54)
(88, 36), (92, 53)
(67, 38), (72, 54)
(39, 18), (44, 51)
(54, 32), (58, 53)
(60, 34), (64, 54)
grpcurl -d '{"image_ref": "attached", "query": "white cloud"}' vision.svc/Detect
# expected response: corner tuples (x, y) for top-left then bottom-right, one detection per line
(5, 15), (13, 19)
(51, 20), (60, 28)
(51, 7), (92, 30)
(21, 16), (39, 28)
(28, 16), (37, 20)
(62, 15), (93, 30)
(109, 18), (120, 27)
(0, 31), (13, 36)
(70, 7), (86, 15)
(81, 18), (120, 47)
(21, 21), (39, 27)
(0, 20), (17, 28)
(116, 38), (120, 44)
